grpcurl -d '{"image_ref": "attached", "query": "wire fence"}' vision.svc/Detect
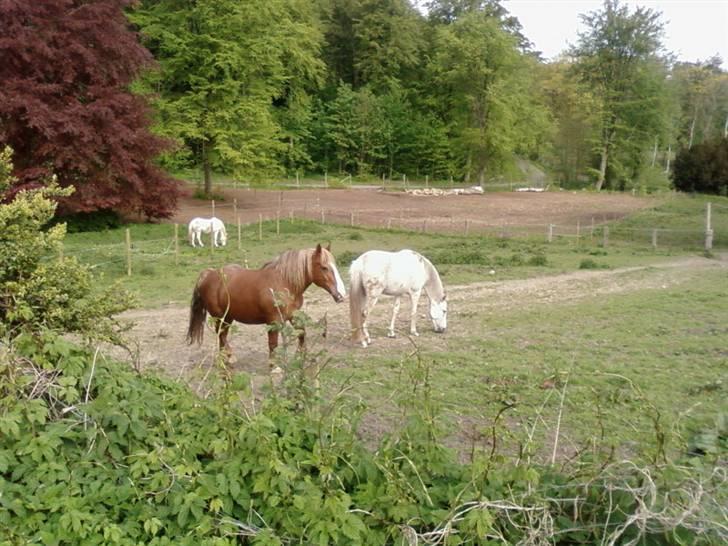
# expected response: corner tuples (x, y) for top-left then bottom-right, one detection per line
(58, 201), (726, 277)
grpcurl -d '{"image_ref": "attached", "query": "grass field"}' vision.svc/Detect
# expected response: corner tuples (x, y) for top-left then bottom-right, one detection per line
(61, 193), (728, 462)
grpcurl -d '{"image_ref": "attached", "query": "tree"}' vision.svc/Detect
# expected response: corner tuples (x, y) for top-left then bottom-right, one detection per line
(539, 62), (599, 185)
(130, 0), (324, 193)
(426, 11), (550, 185)
(571, 0), (669, 191)
(0, 0), (180, 219)
(670, 59), (728, 150)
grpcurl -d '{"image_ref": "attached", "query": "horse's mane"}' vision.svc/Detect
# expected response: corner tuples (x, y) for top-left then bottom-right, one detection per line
(263, 247), (332, 292)
(419, 253), (446, 301)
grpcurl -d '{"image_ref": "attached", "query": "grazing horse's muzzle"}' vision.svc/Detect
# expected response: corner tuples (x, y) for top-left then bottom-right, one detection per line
(434, 327), (446, 333)
(333, 292), (345, 303)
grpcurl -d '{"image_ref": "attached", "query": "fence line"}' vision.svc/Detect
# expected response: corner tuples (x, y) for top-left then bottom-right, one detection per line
(58, 200), (724, 276)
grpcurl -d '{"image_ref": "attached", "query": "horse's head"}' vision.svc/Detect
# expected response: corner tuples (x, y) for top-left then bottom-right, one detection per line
(312, 244), (346, 303)
(429, 294), (447, 333)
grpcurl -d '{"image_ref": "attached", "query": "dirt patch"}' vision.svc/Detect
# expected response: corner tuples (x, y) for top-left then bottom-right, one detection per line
(112, 254), (726, 389)
(170, 186), (652, 234)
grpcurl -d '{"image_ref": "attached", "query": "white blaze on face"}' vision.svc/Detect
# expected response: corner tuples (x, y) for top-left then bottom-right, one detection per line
(331, 261), (347, 297)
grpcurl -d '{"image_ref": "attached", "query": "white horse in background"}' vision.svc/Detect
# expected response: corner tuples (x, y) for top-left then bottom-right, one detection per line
(349, 249), (447, 347)
(188, 217), (227, 247)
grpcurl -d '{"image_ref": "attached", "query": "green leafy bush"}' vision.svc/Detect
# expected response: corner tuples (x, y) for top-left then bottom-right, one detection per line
(0, 147), (133, 340)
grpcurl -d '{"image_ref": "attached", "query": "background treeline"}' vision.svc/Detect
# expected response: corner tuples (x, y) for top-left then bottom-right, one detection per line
(1, 0), (727, 218)
(129, 0), (728, 195)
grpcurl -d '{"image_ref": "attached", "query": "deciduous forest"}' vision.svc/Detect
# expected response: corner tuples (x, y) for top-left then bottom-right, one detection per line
(1, 0), (727, 217)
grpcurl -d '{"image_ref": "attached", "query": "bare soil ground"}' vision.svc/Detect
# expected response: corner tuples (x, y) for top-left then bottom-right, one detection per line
(113, 254), (727, 394)
(171, 186), (652, 232)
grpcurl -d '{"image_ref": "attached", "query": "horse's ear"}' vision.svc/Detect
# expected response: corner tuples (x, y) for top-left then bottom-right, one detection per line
(315, 243), (322, 254)
(326, 241), (331, 251)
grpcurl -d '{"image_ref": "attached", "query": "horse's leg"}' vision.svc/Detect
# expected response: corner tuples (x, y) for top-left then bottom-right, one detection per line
(216, 319), (233, 359)
(362, 292), (380, 345)
(388, 297), (401, 338)
(267, 330), (279, 362)
(409, 289), (422, 336)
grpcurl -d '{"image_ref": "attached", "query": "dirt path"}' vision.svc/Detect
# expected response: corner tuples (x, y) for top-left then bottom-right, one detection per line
(113, 254), (727, 388)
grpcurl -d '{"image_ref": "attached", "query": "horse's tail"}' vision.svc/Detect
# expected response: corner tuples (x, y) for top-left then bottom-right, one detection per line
(187, 272), (208, 345)
(348, 259), (366, 343)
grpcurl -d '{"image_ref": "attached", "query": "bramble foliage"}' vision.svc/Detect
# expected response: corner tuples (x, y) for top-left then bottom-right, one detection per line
(673, 139), (728, 196)
(2, 337), (726, 545)
(0, 147), (133, 340)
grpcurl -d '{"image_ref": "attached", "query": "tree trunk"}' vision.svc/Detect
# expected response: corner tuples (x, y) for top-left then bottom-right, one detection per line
(688, 108), (697, 149)
(202, 140), (212, 195)
(596, 140), (609, 192)
(477, 165), (486, 187)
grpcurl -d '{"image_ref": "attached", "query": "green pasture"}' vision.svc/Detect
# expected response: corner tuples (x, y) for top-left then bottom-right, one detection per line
(60, 192), (728, 460)
(62, 192), (728, 308)
(329, 266), (727, 461)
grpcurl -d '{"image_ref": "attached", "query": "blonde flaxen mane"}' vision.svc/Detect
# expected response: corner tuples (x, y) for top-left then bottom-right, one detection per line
(263, 247), (332, 292)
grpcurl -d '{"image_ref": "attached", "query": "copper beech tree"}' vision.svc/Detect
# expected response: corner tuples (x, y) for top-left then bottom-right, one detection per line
(0, 0), (180, 219)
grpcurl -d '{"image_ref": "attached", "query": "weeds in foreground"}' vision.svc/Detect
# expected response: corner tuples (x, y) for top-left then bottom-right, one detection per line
(1, 323), (726, 545)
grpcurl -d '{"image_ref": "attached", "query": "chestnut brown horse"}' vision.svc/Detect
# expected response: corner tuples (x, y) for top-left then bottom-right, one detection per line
(186, 244), (346, 359)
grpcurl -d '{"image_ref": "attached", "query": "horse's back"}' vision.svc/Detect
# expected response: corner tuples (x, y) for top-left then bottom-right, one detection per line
(352, 249), (427, 295)
(197, 264), (291, 324)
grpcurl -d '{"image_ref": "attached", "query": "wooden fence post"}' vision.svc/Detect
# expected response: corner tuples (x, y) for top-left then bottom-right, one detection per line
(387, 218), (392, 230)
(258, 214), (263, 241)
(324, 172), (328, 188)
(237, 216), (242, 250)
(211, 199), (215, 219)
(276, 210), (280, 236)
(296, 171), (300, 188)
(174, 223), (179, 266)
(652, 228), (658, 249)
(425, 175), (429, 188)
(350, 211), (354, 227)
(547, 224), (554, 243)
(705, 202), (713, 250)
(465, 219), (470, 236)
(590, 217), (595, 241)
(125, 228), (132, 276)
(576, 220), (581, 243)
(320, 209), (325, 224)
(233, 198), (237, 218)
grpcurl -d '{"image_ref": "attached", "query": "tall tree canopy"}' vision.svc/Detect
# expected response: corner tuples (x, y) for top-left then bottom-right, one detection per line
(571, 0), (669, 191)
(426, 10), (550, 185)
(0, 0), (180, 218)
(130, 0), (324, 193)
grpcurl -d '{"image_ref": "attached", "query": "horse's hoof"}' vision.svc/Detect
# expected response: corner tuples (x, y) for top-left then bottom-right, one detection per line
(360, 340), (368, 348)
(387, 332), (396, 338)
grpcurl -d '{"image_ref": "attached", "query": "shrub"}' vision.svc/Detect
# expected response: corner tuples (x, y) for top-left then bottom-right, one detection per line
(0, 147), (132, 341)
(673, 139), (728, 196)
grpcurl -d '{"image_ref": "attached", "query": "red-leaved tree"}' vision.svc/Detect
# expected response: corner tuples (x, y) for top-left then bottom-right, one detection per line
(0, 0), (181, 218)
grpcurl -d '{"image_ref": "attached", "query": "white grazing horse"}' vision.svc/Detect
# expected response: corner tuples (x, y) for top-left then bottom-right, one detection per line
(349, 249), (447, 347)
(188, 217), (227, 248)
